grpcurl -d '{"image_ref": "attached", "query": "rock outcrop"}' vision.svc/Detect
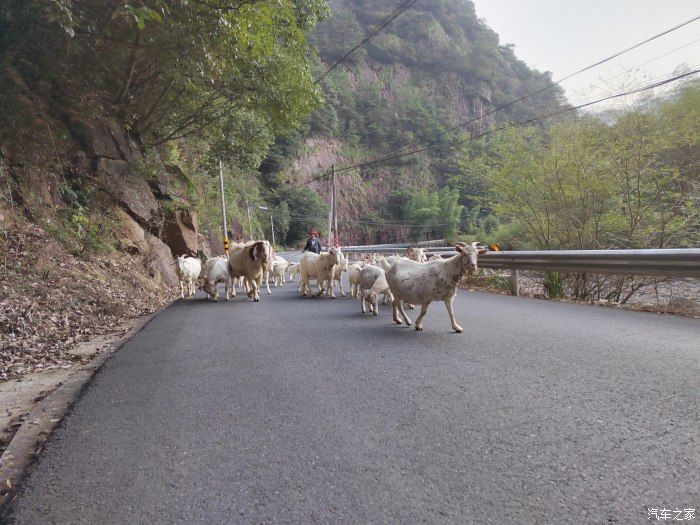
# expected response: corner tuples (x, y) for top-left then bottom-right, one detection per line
(112, 207), (148, 254)
(162, 209), (199, 257)
(145, 233), (179, 287)
(95, 158), (159, 226)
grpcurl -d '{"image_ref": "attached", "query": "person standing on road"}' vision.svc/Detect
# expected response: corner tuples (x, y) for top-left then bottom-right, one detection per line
(303, 229), (322, 254)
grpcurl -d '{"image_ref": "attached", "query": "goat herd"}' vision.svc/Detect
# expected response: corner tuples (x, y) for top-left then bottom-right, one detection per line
(175, 240), (487, 332)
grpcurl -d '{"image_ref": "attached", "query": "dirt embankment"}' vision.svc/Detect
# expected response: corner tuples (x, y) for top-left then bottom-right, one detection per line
(0, 115), (214, 383)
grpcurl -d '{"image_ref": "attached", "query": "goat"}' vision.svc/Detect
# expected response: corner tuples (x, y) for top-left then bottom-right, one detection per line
(175, 255), (201, 299)
(202, 256), (232, 301)
(385, 242), (486, 332)
(270, 256), (289, 287)
(299, 247), (343, 298)
(358, 265), (393, 315)
(227, 240), (271, 302)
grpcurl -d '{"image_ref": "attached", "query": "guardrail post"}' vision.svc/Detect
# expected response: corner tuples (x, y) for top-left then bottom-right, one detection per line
(510, 269), (520, 296)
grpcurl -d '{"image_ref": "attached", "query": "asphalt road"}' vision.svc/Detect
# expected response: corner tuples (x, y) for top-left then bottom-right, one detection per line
(4, 279), (699, 524)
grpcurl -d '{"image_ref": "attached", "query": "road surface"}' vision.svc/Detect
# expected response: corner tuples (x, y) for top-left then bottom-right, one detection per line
(4, 280), (699, 523)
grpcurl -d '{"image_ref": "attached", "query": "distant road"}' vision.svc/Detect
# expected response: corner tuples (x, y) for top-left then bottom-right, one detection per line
(5, 280), (699, 523)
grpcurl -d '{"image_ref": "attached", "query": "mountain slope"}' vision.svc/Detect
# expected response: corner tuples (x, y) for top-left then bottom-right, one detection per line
(265, 0), (567, 244)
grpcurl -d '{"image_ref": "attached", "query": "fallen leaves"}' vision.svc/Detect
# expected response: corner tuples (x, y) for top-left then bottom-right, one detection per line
(1, 221), (172, 381)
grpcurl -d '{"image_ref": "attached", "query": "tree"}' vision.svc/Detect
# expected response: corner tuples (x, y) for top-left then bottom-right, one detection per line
(437, 187), (463, 242)
(405, 189), (439, 242)
(280, 188), (328, 246)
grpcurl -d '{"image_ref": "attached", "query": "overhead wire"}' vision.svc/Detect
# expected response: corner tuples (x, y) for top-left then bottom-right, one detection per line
(244, 0), (418, 145)
(332, 68), (700, 175)
(567, 37), (700, 101)
(566, 65), (700, 106)
(329, 15), (700, 174)
(281, 66), (699, 192)
(314, 0), (418, 85)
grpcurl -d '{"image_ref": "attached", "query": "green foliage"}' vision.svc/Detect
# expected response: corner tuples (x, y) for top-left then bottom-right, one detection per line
(467, 80), (700, 250)
(387, 186), (463, 242)
(280, 187), (328, 246)
(0, 0), (328, 151)
(405, 189), (440, 242)
(437, 187), (462, 242)
(55, 181), (112, 254)
(544, 272), (565, 299)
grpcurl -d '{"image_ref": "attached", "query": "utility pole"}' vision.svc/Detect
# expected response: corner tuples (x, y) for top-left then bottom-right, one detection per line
(219, 160), (229, 255)
(332, 164), (338, 247)
(245, 199), (252, 240)
(327, 168), (333, 247)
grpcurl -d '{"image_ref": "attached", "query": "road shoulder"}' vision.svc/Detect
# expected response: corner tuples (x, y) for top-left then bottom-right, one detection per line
(0, 299), (175, 509)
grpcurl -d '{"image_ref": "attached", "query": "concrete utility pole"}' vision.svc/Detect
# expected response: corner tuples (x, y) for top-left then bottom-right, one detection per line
(327, 168), (333, 247)
(245, 199), (252, 240)
(332, 164), (338, 247)
(219, 160), (229, 254)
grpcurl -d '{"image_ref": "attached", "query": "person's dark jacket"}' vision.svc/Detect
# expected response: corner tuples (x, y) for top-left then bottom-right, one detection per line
(303, 237), (322, 254)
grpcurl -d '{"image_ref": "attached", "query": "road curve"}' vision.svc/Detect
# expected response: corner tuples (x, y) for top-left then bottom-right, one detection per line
(4, 280), (699, 523)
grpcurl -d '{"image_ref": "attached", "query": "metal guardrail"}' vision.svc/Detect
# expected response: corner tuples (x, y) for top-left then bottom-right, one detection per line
(340, 244), (700, 296)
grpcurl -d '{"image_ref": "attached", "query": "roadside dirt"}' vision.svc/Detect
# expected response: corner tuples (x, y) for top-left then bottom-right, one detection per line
(1, 215), (173, 382)
(0, 318), (143, 459)
(461, 270), (699, 317)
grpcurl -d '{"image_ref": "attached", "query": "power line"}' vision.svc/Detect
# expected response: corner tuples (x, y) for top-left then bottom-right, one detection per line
(567, 38), (700, 101)
(244, 0), (418, 147)
(335, 15), (700, 172)
(567, 65), (700, 106)
(315, 0), (418, 85)
(329, 68), (699, 175)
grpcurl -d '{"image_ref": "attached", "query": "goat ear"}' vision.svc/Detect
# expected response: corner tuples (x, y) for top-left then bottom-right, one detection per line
(477, 248), (488, 255)
(249, 242), (260, 261)
(407, 247), (414, 255)
(455, 244), (463, 253)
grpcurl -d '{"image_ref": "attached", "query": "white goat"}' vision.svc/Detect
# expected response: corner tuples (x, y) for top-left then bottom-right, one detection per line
(299, 247), (343, 298)
(406, 247), (428, 262)
(262, 245), (277, 295)
(227, 240), (271, 302)
(358, 265), (393, 315)
(348, 261), (365, 298)
(385, 242), (486, 332)
(376, 255), (412, 307)
(330, 253), (349, 297)
(202, 257), (232, 301)
(270, 256), (289, 287)
(288, 262), (300, 282)
(175, 255), (201, 299)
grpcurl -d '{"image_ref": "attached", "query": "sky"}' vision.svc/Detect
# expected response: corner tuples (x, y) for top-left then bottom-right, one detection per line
(470, 0), (699, 110)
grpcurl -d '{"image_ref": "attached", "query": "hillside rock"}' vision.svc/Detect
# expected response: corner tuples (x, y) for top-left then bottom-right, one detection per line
(67, 117), (137, 161)
(162, 209), (199, 257)
(145, 233), (178, 287)
(95, 159), (158, 226)
(112, 207), (148, 254)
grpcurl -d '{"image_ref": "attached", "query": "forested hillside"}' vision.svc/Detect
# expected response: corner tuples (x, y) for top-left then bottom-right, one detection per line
(262, 0), (568, 244)
(263, 0), (697, 250)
